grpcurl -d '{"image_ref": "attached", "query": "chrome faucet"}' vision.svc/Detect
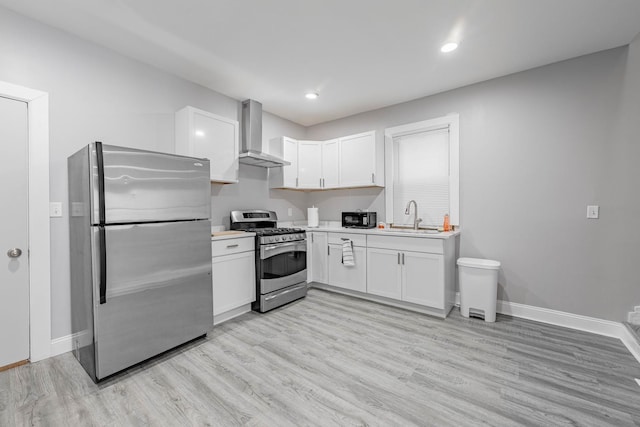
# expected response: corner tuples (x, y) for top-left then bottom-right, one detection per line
(405, 200), (422, 230)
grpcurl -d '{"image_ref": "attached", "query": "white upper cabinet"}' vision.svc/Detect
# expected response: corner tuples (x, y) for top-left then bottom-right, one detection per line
(321, 139), (340, 188)
(269, 136), (299, 188)
(298, 140), (323, 189)
(339, 131), (378, 188)
(175, 106), (239, 184)
(269, 131), (382, 190)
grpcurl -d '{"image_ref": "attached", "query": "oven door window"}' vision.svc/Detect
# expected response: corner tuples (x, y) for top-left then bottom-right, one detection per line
(262, 249), (306, 279)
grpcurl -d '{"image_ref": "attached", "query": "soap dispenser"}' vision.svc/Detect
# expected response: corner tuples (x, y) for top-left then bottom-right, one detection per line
(443, 214), (450, 232)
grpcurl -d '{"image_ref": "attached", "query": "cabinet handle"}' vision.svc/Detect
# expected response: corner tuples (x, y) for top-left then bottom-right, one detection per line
(226, 244), (239, 249)
(319, 178), (322, 187)
(296, 177), (299, 187)
(402, 253), (405, 265)
(327, 245), (330, 255)
(311, 234), (314, 243)
(323, 178), (325, 187)
(371, 173), (375, 183)
(397, 253), (400, 264)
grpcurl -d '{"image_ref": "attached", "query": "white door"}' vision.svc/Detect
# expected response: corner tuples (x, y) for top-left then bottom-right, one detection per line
(282, 137), (299, 188)
(327, 244), (367, 292)
(297, 141), (322, 188)
(212, 251), (256, 319)
(321, 139), (340, 188)
(339, 131), (376, 187)
(0, 96), (29, 368)
(366, 247), (402, 299)
(309, 232), (328, 284)
(402, 251), (444, 309)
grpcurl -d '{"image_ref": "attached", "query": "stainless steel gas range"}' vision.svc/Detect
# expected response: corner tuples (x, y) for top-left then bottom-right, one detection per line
(230, 210), (307, 312)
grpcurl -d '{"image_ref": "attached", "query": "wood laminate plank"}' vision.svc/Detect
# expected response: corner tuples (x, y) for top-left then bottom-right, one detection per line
(1, 288), (639, 426)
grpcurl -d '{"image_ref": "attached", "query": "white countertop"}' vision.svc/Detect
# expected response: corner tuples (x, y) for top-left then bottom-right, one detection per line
(211, 231), (255, 241)
(302, 225), (460, 240)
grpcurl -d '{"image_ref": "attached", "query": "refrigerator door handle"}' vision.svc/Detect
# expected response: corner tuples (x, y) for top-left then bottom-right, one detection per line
(95, 141), (106, 225)
(98, 225), (107, 304)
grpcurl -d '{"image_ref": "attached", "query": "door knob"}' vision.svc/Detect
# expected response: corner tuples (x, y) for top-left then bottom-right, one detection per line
(7, 248), (22, 258)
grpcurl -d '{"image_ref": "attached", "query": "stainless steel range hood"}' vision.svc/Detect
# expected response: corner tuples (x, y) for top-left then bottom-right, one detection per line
(239, 99), (290, 168)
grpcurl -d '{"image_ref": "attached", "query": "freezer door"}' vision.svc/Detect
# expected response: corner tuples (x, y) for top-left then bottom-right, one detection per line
(90, 143), (211, 224)
(91, 220), (213, 380)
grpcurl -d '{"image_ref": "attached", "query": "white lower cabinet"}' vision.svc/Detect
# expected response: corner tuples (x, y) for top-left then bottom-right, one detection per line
(211, 237), (256, 323)
(367, 248), (444, 308)
(367, 235), (446, 310)
(308, 231), (456, 317)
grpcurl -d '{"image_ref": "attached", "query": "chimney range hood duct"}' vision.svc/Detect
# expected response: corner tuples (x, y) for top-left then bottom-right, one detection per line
(239, 99), (290, 168)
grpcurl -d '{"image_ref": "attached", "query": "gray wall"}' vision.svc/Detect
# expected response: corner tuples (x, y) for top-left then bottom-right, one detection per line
(307, 43), (640, 322)
(0, 7), (307, 339)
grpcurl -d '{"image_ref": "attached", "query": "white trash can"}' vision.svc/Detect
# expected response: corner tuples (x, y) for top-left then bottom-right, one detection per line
(457, 257), (501, 322)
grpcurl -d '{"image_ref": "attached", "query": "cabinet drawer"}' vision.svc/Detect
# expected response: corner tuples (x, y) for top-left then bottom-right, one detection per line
(328, 232), (367, 247)
(367, 235), (443, 254)
(211, 237), (254, 257)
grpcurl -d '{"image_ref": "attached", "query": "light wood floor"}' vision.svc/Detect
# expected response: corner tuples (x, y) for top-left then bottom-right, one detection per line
(2, 288), (639, 426)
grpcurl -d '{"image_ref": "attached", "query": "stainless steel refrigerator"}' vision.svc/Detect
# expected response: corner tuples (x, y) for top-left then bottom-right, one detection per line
(68, 142), (213, 382)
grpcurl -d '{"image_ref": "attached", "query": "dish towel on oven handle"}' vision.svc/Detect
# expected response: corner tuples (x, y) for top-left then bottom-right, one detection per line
(342, 239), (355, 266)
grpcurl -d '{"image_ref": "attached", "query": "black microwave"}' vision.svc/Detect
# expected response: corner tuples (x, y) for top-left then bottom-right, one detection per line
(342, 212), (377, 228)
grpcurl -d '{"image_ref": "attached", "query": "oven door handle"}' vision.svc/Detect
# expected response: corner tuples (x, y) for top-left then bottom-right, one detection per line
(261, 240), (307, 258)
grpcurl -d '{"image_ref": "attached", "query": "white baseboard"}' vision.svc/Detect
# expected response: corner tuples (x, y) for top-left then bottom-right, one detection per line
(50, 332), (76, 357)
(455, 292), (640, 364)
(50, 329), (92, 358)
(214, 304), (252, 326)
(620, 326), (640, 364)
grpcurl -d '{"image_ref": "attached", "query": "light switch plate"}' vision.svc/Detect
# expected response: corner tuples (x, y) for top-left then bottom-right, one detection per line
(586, 205), (599, 219)
(49, 202), (62, 217)
(288, 207), (293, 217)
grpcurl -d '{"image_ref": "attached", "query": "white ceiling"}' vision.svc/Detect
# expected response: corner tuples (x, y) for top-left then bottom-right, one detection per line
(2, 0), (640, 126)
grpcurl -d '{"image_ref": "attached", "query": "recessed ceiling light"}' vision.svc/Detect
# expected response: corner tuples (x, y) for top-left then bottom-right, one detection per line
(440, 42), (458, 53)
(194, 130), (205, 137)
(305, 92), (319, 100)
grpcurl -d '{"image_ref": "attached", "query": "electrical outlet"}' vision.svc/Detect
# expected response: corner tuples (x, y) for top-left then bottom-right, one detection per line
(288, 207), (293, 217)
(586, 205), (599, 219)
(49, 202), (62, 217)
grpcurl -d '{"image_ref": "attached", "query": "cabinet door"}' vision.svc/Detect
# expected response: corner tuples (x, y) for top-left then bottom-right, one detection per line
(321, 139), (340, 188)
(282, 137), (299, 188)
(298, 141), (322, 189)
(308, 232), (328, 284)
(175, 106), (239, 184)
(339, 131), (376, 187)
(192, 110), (239, 183)
(402, 251), (444, 309)
(328, 244), (366, 292)
(212, 251), (256, 316)
(366, 248), (402, 299)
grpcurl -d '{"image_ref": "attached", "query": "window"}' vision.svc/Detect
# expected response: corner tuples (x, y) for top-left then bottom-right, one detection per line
(384, 114), (459, 227)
